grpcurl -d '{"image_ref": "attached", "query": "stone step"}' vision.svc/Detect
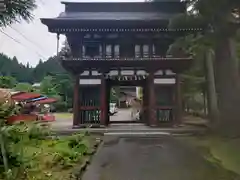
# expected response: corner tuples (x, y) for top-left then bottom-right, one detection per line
(52, 127), (205, 136)
(104, 131), (171, 137)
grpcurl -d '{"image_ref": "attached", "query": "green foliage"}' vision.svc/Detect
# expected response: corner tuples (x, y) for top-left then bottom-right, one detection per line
(0, 54), (65, 83)
(50, 73), (73, 103)
(38, 73), (74, 111)
(14, 82), (34, 92)
(39, 75), (73, 111)
(169, 13), (206, 30)
(32, 57), (65, 82)
(0, 45), (72, 111)
(0, 0), (36, 27)
(169, 0), (240, 39)
(0, 76), (16, 89)
(52, 134), (89, 168)
(0, 101), (49, 179)
(53, 101), (68, 112)
(110, 87), (120, 103)
(0, 110), (94, 180)
(167, 34), (207, 113)
(0, 54), (32, 82)
(40, 76), (58, 97)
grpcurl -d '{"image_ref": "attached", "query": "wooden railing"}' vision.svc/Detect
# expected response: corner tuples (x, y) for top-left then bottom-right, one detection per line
(66, 57), (191, 61)
(156, 108), (173, 123)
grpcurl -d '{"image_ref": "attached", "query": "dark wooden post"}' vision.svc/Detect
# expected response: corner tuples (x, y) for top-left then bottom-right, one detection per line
(175, 74), (182, 125)
(73, 75), (80, 128)
(100, 73), (107, 126)
(142, 82), (148, 124)
(149, 36), (153, 58)
(102, 36), (106, 58)
(67, 34), (82, 58)
(148, 72), (157, 126)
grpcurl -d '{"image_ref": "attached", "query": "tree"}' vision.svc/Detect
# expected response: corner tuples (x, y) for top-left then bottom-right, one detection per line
(0, 76), (16, 88)
(169, 0), (240, 136)
(0, 0), (37, 27)
(110, 87), (120, 103)
(40, 76), (58, 97)
(32, 57), (65, 82)
(204, 50), (219, 126)
(50, 73), (73, 103)
(14, 82), (34, 92)
(0, 54), (33, 82)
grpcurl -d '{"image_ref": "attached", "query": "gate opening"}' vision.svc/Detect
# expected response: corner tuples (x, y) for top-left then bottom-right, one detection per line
(105, 75), (147, 125)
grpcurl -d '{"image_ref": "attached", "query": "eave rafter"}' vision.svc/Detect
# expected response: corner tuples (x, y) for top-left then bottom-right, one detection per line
(48, 27), (203, 33)
(105, 75), (147, 81)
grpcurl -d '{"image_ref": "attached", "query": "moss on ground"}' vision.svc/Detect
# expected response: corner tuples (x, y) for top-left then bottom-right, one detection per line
(177, 135), (240, 175)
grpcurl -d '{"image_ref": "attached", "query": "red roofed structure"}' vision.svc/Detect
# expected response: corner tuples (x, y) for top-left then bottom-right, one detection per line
(33, 98), (57, 104)
(11, 92), (42, 101)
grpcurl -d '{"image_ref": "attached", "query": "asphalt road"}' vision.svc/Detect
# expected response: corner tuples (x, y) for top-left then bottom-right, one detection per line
(82, 135), (239, 180)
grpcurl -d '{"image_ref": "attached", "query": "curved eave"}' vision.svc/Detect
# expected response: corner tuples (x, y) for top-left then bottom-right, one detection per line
(60, 58), (193, 74)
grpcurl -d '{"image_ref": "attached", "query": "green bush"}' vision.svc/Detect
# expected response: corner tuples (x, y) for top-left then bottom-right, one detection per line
(0, 100), (93, 179)
(51, 133), (89, 168)
(53, 101), (68, 112)
(0, 103), (52, 180)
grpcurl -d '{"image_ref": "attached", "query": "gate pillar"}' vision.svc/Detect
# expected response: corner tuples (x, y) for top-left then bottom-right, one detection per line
(175, 74), (182, 125)
(73, 75), (80, 127)
(142, 82), (149, 125)
(148, 72), (157, 126)
(100, 74), (107, 126)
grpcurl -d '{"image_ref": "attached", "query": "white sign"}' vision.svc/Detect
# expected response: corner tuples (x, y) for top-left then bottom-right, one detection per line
(154, 78), (176, 84)
(79, 79), (101, 85)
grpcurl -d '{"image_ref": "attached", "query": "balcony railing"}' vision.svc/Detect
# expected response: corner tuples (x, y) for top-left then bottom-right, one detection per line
(63, 57), (191, 61)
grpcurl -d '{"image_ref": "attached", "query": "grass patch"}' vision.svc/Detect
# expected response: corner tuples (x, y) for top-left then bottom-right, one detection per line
(177, 135), (240, 175)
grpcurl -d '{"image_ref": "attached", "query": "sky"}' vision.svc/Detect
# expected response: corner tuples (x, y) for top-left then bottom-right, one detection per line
(0, 0), (142, 67)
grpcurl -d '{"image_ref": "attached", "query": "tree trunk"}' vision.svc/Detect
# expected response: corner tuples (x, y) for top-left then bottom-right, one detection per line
(0, 134), (9, 175)
(205, 49), (220, 127)
(214, 37), (240, 137)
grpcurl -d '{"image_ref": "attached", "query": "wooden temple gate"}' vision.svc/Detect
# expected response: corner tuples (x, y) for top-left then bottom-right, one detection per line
(41, 1), (200, 127)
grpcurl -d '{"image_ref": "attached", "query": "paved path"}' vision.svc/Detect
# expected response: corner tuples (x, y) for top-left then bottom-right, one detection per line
(50, 111), (206, 135)
(110, 108), (133, 122)
(51, 109), (134, 129)
(82, 135), (239, 180)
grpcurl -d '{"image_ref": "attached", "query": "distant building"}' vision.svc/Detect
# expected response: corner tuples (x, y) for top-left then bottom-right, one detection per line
(119, 86), (137, 108)
(32, 83), (41, 88)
